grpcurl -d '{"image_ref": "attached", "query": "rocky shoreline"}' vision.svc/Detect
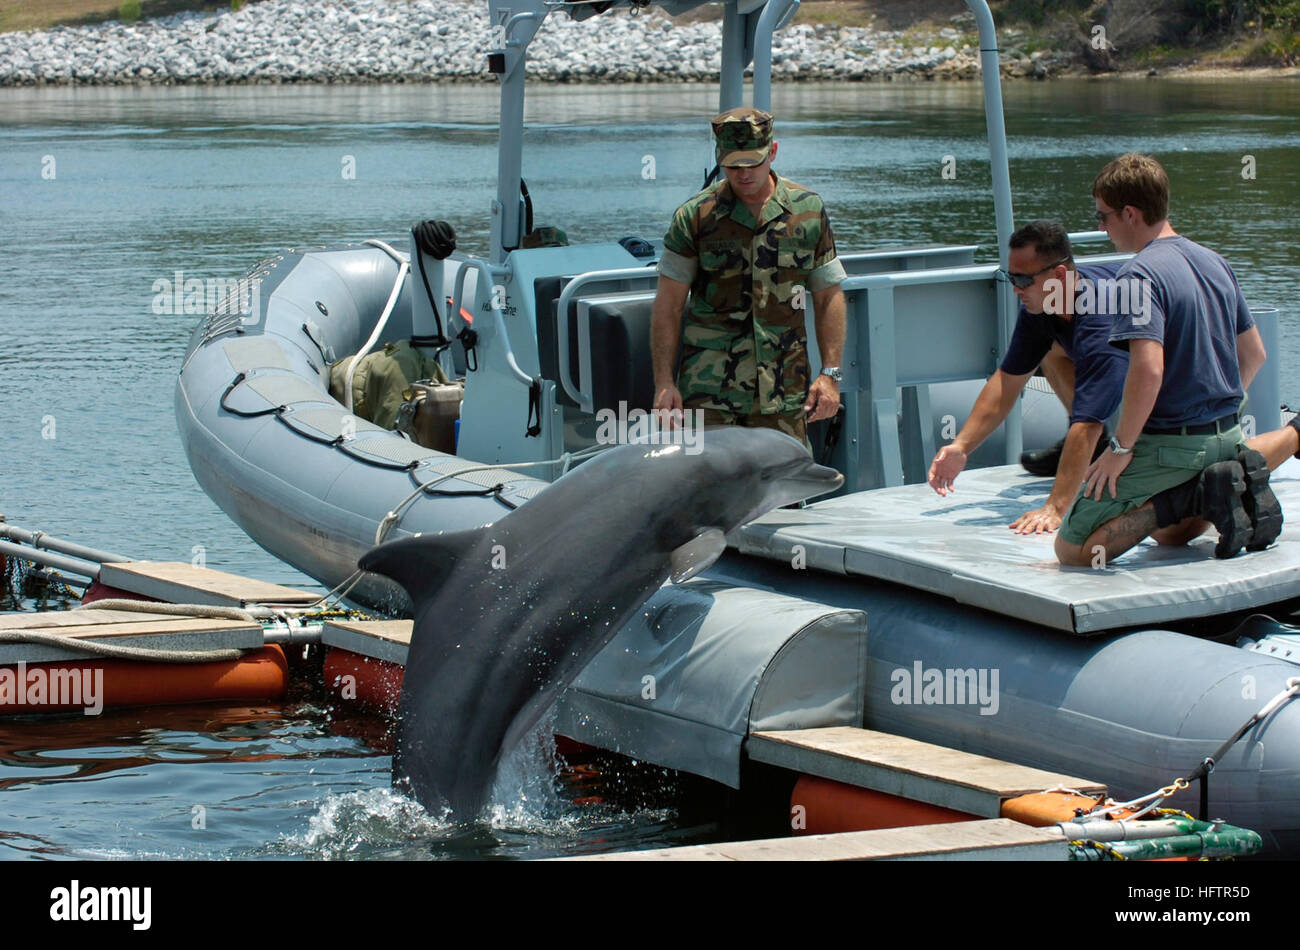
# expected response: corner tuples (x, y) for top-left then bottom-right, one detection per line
(0, 0), (1073, 86)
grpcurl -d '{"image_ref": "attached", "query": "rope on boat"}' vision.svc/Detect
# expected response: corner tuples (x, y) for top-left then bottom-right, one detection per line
(371, 443), (612, 545)
(3, 557), (84, 611)
(276, 568), (369, 614)
(77, 594), (371, 625)
(73, 577), (376, 626)
(74, 599), (261, 622)
(0, 630), (243, 664)
(1069, 839), (1128, 861)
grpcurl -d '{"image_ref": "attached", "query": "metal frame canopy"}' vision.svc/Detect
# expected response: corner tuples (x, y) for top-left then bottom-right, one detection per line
(484, 0), (1015, 286)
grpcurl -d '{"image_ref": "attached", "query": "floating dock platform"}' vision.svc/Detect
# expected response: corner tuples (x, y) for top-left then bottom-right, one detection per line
(1, 524), (1283, 859)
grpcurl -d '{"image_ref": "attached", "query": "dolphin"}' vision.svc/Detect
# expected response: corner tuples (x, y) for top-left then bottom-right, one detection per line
(358, 426), (843, 819)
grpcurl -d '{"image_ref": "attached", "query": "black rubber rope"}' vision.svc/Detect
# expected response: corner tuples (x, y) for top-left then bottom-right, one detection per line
(220, 373), (286, 418)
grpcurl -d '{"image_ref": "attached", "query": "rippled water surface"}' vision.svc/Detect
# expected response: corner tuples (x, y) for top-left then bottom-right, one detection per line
(1, 78), (1298, 859)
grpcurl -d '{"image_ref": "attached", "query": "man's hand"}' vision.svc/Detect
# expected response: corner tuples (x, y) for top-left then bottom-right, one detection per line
(1024, 420), (1100, 535)
(804, 375), (839, 423)
(1083, 448), (1133, 500)
(928, 444), (968, 496)
(1010, 503), (1063, 535)
(653, 382), (685, 429)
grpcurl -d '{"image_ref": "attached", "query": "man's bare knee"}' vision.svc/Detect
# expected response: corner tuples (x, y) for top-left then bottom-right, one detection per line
(1055, 535), (1092, 567)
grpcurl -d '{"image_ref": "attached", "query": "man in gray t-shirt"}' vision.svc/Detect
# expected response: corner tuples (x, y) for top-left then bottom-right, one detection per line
(1108, 235), (1255, 428)
(1055, 153), (1300, 566)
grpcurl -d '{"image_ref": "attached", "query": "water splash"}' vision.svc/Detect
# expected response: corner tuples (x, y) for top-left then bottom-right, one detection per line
(273, 710), (685, 859)
(275, 786), (452, 860)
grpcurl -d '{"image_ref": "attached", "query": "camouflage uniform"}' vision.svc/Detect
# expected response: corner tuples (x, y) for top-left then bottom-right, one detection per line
(658, 109), (846, 442)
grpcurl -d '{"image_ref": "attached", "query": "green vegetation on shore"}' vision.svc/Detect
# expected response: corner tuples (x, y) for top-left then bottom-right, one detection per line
(2, 0), (1296, 69)
(994, 0), (1300, 69)
(0, 0), (230, 33)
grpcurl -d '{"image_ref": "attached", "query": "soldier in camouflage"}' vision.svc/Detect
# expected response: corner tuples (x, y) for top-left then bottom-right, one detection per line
(651, 107), (847, 448)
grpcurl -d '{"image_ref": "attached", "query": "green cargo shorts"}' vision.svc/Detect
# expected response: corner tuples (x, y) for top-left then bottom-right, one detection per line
(1058, 426), (1245, 546)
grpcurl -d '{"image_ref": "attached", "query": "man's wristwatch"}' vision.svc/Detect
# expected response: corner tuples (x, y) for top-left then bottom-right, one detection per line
(820, 366), (843, 383)
(1108, 436), (1134, 456)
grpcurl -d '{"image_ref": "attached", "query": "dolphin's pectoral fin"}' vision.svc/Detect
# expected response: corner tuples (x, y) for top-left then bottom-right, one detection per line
(669, 527), (727, 584)
(358, 527), (488, 607)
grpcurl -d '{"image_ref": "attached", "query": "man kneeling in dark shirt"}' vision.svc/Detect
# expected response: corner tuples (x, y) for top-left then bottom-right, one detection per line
(929, 220), (1127, 535)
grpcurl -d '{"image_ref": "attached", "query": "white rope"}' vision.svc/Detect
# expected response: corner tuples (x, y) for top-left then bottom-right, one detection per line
(299, 568), (369, 613)
(1037, 784), (1095, 799)
(75, 598), (259, 622)
(372, 444), (611, 545)
(1257, 676), (1300, 721)
(343, 240), (411, 414)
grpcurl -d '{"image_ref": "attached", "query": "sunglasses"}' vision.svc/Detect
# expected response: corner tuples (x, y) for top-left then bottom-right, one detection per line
(998, 257), (1069, 289)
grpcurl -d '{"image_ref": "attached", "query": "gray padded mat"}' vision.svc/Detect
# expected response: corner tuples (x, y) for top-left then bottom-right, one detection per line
(735, 457), (1300, 635)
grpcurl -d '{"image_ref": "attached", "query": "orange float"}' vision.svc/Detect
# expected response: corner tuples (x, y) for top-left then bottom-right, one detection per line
(1001, 790), (1137, 826)
(322, 647), (404, 714)
(80, 581), (155, 606)
(790, 774), (977, 835)
(0, 645), (288, 715)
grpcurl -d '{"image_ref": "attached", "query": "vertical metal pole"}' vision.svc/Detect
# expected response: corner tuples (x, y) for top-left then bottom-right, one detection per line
(1246, 309), (1282, 434)
(490, 8), (542, 264)
(494, 47), (526, 263)
(720, 2), (745, 112)
(751, 0), (793, 112)
(966, 0), (1020, 461)
(967, 0), (1014, 265)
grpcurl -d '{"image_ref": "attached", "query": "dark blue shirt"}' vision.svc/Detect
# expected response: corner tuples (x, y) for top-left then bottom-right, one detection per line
(1000, 261), (1127, 425)
(1106, 236), (1255, 429)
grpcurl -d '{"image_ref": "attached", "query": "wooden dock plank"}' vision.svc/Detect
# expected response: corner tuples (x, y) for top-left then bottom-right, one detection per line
(748, 726), (1105, 818)
(0, 613), (263, 664)
(98, 561), (319, 608)
(321, 619), (412, 666)
(559, 819), (1068, 861)
(0, 609), (175, 630)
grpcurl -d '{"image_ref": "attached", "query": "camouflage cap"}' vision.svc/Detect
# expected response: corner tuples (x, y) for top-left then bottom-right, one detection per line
(712, 107), (774, 168)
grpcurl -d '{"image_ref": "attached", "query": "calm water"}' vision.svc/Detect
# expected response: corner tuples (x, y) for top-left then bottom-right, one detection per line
(1, 77), (1298, 860)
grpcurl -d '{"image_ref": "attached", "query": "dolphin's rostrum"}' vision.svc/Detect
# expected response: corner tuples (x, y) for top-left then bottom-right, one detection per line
(360, 427), (843, 819)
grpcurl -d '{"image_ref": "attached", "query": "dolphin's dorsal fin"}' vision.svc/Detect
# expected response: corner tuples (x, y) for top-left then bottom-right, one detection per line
(669, 527), (727, 584)
(358, 528), (487, 607)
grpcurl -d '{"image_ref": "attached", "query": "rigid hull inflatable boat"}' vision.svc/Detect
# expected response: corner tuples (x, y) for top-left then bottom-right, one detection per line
(176, 0), (1300, 853)
(175, 240), (549, 611)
